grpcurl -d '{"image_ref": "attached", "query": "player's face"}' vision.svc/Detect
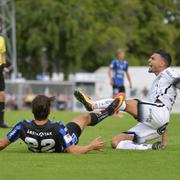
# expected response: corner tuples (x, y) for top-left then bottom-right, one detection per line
(117, 51), (125, 60)
(148, 53), (166, 75)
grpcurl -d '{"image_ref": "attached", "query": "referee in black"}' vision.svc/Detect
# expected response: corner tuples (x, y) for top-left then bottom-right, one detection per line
(0, 35), (9, 128)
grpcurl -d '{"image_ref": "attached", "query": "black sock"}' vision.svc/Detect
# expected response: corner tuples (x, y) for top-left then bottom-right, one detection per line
(88, 98), (119, 126)
(89, 110), (110, 126)
(0, 102), (5, 125)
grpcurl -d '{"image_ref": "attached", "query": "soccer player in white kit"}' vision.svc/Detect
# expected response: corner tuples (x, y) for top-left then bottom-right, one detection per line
(74, 49), (180, 150)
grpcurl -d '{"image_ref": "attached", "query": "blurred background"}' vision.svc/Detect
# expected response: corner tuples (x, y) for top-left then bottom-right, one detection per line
(0, 0), (179, 112)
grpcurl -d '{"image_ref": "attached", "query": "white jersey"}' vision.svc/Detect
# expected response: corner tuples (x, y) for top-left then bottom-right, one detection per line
(148, 67), (178, 111)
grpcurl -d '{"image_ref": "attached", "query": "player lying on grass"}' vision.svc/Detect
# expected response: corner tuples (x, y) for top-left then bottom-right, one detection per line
(74, 49), (180, 150)
(0, 94), (122, 153)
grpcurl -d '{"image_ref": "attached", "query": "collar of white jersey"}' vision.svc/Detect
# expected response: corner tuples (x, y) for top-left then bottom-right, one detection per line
(156, 67), (179, 84)
(159, 67), (170, 75)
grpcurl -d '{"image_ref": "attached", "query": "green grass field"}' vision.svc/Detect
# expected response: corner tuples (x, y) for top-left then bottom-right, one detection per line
(0, 111), (180, 180)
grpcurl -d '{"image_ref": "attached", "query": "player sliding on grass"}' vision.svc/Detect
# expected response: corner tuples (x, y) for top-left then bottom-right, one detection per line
(0, 94), (123, 153)
(74, 49), (180, 150)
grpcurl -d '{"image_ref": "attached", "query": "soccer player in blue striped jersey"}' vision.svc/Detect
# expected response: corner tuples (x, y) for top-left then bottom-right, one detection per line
(108, 49), (132, 96)
(0, 94), (123, 153)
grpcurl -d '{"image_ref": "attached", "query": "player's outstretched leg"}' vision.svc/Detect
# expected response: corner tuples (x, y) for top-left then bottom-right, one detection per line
(74, 90), (126, 111)
(66, 97), (124, 145)
(73, 95), (124, 128)
(68, 95), (124, 136)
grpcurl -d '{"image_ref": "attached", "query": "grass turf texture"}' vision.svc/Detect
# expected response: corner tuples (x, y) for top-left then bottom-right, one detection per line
(0, 111), (180, 180)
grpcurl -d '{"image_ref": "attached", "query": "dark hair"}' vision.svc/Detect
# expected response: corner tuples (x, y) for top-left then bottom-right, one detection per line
(31, 95), (55, 120)
(154, 49), (172, 67)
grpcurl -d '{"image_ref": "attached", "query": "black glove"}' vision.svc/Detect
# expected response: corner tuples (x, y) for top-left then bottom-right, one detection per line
(152, 141), (165, 150)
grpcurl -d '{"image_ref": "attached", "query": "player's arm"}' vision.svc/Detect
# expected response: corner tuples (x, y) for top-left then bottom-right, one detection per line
(0, 120), (21, 151)
(108, 60), (115, 86)
(1, 51), (6, 64)
(2, 55), (10, 73)
(125, 71), (132, 88)
(66, 137), (105, 154)
(1, 52), (11, 74)
(153, 128), (168, 150)
(161, 128), (168, 148)
(108, 67), (113, 86)
(124, 62), (132, 88)
(0, 51), (6, 69)
(0, 137), (11, 151)
(0, 122), (22, 151)
(0, 53), (6, 65)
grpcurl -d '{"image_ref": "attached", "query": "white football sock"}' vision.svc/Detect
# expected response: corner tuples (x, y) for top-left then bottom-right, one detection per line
(116, 140), (152, 150)
(94, 99), (113, 109)
(94, 99), (126, 111)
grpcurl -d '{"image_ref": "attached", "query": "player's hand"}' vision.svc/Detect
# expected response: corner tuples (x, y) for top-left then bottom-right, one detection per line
(152, 141), (166, 150)
(90, 137), (106, 151)
(160, 142), (166, 149)
(3, 67), (10, 74)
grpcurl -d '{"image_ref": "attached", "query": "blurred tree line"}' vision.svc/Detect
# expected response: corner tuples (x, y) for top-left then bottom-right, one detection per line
(15, 0), (180, 79)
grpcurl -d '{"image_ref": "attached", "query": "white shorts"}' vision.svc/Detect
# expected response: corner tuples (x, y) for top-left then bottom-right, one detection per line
(137, 100), (170, 129)
(124, 100), (169, 143)
(125, 123), (161, 143)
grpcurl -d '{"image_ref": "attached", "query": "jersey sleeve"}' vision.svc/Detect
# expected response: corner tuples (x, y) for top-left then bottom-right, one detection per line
(6, 122), (22, 143)
(110, 59), (115, 69)
(59, 122), (74, 149)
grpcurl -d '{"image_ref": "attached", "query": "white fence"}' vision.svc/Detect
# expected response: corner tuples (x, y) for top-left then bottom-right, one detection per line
(5, 80), (75, 110)
(5, 66), (180, 113)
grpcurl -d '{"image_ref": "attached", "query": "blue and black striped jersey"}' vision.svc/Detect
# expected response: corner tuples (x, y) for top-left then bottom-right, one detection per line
(7, 120), (76, 153)
(110, 59), (128, 87)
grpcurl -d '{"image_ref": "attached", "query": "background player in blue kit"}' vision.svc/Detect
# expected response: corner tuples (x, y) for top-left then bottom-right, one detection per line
(0, 94), (123, 153)
(108, 49), (132, 96)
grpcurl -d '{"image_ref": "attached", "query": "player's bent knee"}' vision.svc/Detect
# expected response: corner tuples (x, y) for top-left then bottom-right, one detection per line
(111, 136), (120, 149)
(111, 133), (134, 149)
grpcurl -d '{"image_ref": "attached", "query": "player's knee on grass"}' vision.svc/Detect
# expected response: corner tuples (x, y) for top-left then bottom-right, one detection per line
(111, 135), (124, 148)
(111, 133), (134, 149)
(111, 136), (120, 149)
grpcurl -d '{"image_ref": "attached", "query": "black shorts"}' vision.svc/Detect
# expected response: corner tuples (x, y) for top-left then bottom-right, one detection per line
(0, 67), (5, 91)
(113, 85), (125, 95)
(66, 122), (82, 144)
